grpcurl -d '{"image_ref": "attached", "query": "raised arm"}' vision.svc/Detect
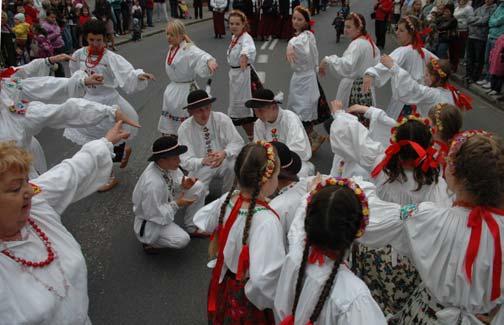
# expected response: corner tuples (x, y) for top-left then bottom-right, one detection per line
(193, 192), (229, 233)
(108, 52), (149, 94)
(19, 71), (89, 103)
(389, 63), (439, 107)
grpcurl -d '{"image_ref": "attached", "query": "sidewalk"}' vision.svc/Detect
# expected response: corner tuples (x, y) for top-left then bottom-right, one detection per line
(114, 10), (213, 46)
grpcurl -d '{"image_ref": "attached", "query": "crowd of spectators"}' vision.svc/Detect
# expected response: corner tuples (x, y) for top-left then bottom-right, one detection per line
(1, 0), (200, 67)
(375, 0), (504, 100)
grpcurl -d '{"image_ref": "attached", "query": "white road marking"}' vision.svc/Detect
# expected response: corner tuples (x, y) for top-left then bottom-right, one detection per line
(260, 40), (271, 50)
(268, 38), (279, 50)
(257, 71), (266, 84)
(257, 54), (269, 64)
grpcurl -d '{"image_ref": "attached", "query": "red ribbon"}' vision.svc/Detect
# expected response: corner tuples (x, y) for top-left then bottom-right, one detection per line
(0, 67), (17, 79)
(463, 206), (504, 301)
(364, 34), (377, 58)
(420, 146), (439, 172)
(413, 33), (425, 59)
(371, 140), (427, 178)
(443, 83), (473, 111)
(279, 315), (295, 325)
(308, 246), (325, 266)
(207, 195), (279, 314)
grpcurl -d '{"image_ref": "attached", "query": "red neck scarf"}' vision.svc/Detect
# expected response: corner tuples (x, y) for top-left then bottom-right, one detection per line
(167, 46), (180, 65)
(453, 201), (504, 301)
(443, 83), (473, 111)
(207, 194), (278, 314)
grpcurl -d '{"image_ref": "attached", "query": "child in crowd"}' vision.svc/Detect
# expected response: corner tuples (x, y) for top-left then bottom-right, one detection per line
(31, 24), (54, 58)
(194, 142), (285, 323)
(274, 177), (387, 324)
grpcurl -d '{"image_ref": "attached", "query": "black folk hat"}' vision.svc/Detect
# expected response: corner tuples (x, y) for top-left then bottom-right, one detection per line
(148, 135), (188, 161)
(183, 89), (217, 110)
(245, 88), (278, 108)
(270, 141), (302, 180)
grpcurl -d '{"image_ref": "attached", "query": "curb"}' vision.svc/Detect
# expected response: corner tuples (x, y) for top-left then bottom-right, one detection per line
(450, 73), (504, 111)
(115, 17), (213, 46)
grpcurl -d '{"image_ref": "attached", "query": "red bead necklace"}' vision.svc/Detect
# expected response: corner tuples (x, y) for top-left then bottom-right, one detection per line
(229, 31), (245, 50)
(1, 218), (55, 268)
(167, 46), (180, 65)
(85, 46), (106, 69)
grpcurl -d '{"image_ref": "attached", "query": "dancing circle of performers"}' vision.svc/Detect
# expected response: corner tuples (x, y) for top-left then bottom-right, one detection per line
(1, 7), (503, 325)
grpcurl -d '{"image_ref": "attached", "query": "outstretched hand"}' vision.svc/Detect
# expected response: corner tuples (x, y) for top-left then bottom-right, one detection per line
(49, 54), (75, 63)
(348, 104), (370, 115)
(84, 74), (104, 86)
(115, 109), (141, 128)
(105, 121), (130, 144)
(138, 73), (155, 81)
(329, 100), (344, 113)
(181, 176), (197, 190)
(380, 54), (395, 69)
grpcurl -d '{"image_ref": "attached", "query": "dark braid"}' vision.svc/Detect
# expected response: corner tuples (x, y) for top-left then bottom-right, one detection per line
(292, 239), (311, 315)
(242, 172), (261, 245)
(218, 179), (237, 227)
(309, 254), (344, 323)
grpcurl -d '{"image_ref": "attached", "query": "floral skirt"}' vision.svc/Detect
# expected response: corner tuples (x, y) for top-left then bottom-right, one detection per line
(353, 244), (421, 317)
(393, 282), (444, 325)
(349, 78), (372, 128)
(209, 271), (275, 325)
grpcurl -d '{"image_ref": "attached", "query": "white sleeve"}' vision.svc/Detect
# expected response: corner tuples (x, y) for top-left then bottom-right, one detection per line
(20, 71), (88, 103)
(241, 35), (257, 63)
(390, 64), (439, 107)
(31, 138), (113, 215)
(287, 197), (308, 252)
(329, 111), (383, 172)
(189, 45), (214, 78)
(365, 46), (406, 88)
(178, 124), (204, 172)
(365, 106), (397, 145)
(222, 117), (245, 158)
(193, 192), (229, 233)
(21, 98), (117, 137)
(336, 294), (387, 325)
(14, 58), (52, 78)
(252, 121), (264, 142)
(245, 216), (286, 310)
(324, 42), (360, 78)
(107, 52), (149, 94)
(273, 253), (300, 323)
(286, 114), (312, 161)
(137, 181), (179, 225)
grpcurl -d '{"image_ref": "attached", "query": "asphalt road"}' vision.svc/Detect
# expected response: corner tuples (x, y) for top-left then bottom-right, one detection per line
(36, 2), (504, 324)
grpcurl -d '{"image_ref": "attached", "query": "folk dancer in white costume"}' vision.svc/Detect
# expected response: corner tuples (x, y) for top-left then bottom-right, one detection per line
(66, 19), (154, 191)
(227, 10), (262, 141)
(250, 88), (315, 177)
(363, 16), (437, 121)
(287, 6), (327, 152)
(159, 19), (218, 135)
(0, 56), (137, 178)
(329, 100), (455, 318)
(0, 122), (130, 324)
(357, 130), (504, 325)
(132, 136), (207, 254)
(274, 177), (387, 325)
(177, 89), (245, 196)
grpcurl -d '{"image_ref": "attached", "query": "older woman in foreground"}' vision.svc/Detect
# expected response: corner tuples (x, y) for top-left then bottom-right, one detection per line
(0, 122), (129, 324)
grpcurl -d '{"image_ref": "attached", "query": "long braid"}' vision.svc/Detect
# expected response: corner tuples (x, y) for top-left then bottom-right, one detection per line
(292, 239), (311, 315)
(242, 171), (261, 245)
(218, 179), (237, 227)
(309, 253), (344, 323)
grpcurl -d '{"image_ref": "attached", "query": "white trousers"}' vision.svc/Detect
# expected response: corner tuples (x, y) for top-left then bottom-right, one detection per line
(190, 158), (235, 194)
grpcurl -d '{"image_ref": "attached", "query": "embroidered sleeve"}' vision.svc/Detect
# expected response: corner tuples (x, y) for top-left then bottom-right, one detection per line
(400, 204), (418, 221)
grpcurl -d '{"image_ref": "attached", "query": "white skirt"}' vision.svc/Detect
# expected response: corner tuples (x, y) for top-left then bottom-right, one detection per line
(228, 66), (253, 119)
(158, 81), (197, 134)
(287, 69), (319, 122)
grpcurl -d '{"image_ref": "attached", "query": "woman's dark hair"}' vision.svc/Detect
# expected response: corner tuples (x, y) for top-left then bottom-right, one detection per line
(291, 186), (363, 323)
(384, 120), (440, 190)
(444, 3), (455, 14)
(427, 59), (451, 87)
(217, 143), (279, 249)
(294, 6), (311, 32)
(82, 18), (107, 37)
(428, 103), (463, 143)
(45, 9), (57, 17)
(453, 134), (504, 206)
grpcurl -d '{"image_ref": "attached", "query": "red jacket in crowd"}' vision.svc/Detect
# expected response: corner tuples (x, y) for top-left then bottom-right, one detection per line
(24, 4), (39, 25)
(374, 0), (393, 21)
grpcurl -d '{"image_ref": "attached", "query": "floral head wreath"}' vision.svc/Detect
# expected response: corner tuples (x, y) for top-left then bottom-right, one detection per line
(390, 114), (430, 143)
(430, 58), (447, 79)
(447, 130), (493, 170)
(256, 141), (276, 184)
(433, 103), (446, 133)
(307, 177), (369, 238)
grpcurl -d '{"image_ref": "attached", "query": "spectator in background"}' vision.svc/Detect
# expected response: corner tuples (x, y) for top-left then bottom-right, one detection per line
(146, 0), (154, 26)
(451, 0), (473, 73)
(154, 0), (169, 22)
(478, 0), (504, 89)
(1, 11), (17, 66)
(170, 0), (179, 17)
(77, 4), (91, 46)
(210, 0), (227, 38)
(94, 0), (117, 49)
(132, 0), (143, 27)
(12, 13), (31, 55)
(466, 0), (496, 85)
(31, 24), (54, 58)
(194, 0), (203, 19)
(487, 33), (504, 96)
(41, 10), (65, 75)
(17, 4), (35, 25)
(110, 0), (124, 35)
(392, 0), (402, 30)
(63, 0), (77, 51)
(24, 0), (40, 25)
(373, 0), (393, 49)
(121, 0), (131, 35)
(434, 2), (457, 59)
(406, 0), (423, 19)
